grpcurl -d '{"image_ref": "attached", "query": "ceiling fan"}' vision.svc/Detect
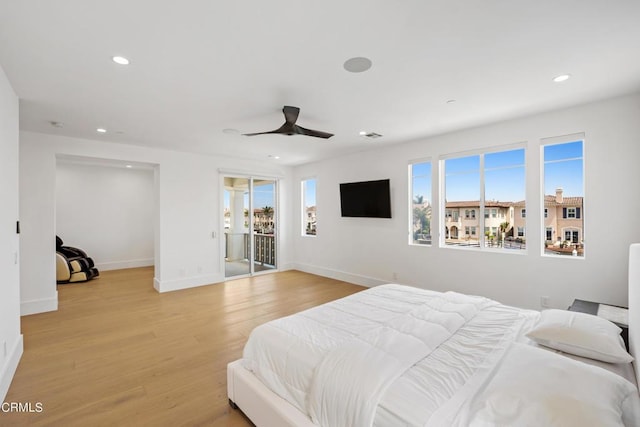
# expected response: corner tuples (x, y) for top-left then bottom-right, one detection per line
(243, 106), (334, 139)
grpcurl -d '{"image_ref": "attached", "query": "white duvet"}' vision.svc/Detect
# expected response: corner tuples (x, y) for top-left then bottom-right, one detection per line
(242, 284), (639, 426)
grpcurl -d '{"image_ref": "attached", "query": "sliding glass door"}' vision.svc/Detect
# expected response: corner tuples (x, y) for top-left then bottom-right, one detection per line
(223, 175), (277, 278)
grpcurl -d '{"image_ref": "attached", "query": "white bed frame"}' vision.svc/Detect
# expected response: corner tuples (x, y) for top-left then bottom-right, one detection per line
(228, 243), (640, 426)
(227, 359), (314, 427)
(628, 243), (640, 387)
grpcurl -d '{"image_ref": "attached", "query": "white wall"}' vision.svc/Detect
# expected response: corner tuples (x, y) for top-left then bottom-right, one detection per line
(292, 92), (640, 310)
(20, 132), (293, 315)
(0, 64), (23, 401)
(55, 161), (155, 271)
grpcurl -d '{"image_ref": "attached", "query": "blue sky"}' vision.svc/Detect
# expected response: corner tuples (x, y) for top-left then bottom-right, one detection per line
(543, 141), (584, 196)
(413, 141), (583, 203)
(303, 178), (316, 207)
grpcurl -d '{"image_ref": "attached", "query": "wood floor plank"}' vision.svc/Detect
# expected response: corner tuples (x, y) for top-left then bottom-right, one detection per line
(1, 268), (364, 426)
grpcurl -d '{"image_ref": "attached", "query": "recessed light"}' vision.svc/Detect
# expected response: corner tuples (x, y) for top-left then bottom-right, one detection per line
(112, 56), (130, 65)
(125, 165), (133, 168)
(344, 57), (372, 73)
(359, 131), (367, 136)
(96, 128), (107, 133)
(268, 155), (280, 159)
(222, 128), (239, 135)
(553, 74), (571, 83)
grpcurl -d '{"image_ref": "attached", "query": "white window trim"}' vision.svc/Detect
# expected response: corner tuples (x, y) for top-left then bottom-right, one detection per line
(439, 142), (527, 253)
(301, 177), (317, 237)
(409, 158), (433, 246)
(540, 133), (585, 259)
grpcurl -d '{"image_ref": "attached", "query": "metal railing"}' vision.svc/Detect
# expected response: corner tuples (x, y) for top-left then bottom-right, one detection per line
(225, 232), (276, 267)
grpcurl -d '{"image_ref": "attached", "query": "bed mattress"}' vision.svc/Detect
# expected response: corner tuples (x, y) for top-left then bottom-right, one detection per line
(240, 284), (639, 426)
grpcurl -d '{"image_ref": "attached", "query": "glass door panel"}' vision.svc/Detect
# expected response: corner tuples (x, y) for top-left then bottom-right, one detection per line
(224, 177), (250, 278)
(252, 179), (277, 274)
(223, 176), (277, 278)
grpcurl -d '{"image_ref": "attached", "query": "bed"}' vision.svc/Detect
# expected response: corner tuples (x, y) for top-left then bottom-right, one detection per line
(228, 244), (640, 426)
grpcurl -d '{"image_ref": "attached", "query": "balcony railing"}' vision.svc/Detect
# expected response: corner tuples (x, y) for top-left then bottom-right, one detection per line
(225, 232), (276, 267)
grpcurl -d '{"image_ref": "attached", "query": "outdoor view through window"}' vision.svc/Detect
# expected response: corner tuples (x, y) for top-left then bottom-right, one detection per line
(302, 178), (316, 236)
(411, 161), (432, 245)
(443, 147), (526, 252)
(543, 140), (584, 257)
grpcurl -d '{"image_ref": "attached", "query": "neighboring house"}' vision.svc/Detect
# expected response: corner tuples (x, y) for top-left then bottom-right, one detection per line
(224, 207), (275, 233)
(445, 188), (583, 249)
(445, 201), (513, 243)
(513, 188), (584, 246)
(305, 206), (317, 235)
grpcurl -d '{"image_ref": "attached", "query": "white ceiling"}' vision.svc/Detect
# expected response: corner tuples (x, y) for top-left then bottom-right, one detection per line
(1, 1), (639, 166)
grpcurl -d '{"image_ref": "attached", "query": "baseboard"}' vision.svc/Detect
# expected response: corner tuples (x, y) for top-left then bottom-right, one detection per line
(276, 263), (295, 272)
(291, 263), (386, 288)
(21, 292), (58, 316)
(153, 273), (225, 293)
(0, 334), (23, 401)
(96, 258), (154, 271)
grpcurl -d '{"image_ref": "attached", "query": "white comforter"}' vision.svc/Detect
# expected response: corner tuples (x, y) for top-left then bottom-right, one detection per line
(242, 284), (639, 426)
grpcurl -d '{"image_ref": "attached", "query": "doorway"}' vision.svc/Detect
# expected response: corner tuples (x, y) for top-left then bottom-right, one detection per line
(223, 175), (278, 278)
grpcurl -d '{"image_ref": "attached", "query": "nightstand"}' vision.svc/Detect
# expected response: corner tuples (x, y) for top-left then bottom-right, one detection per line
(568, 299), (629, 351)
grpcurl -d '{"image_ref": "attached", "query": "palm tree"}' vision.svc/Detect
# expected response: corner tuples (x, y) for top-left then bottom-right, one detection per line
(412, 195), (431, 241)
(499, 221), (510, 246)
(261, 206), (274, 233)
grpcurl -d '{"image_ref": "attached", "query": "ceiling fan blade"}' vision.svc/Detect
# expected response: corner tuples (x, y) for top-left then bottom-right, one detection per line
(294, 125), (334, 139)
(243, 106), (333, 138)
(242, 130), (281, 136)
(282, 106), (300, 124)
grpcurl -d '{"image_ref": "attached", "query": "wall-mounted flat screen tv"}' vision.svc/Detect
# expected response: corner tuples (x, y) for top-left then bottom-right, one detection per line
(339, 179), (392, 218)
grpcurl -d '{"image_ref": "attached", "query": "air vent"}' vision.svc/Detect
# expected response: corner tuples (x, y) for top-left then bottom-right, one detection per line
(362, 132), (383, 139)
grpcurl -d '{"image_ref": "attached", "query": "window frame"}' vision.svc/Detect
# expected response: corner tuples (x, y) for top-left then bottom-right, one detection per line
(301, 177), (317, 237)
(439, 142), (526, 253)
(541, 134), (585, 258)
(409, 158), (433, 246)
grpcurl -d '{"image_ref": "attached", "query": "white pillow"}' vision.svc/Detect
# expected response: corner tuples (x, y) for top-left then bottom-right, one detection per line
(466, 343), (639, 427)
(526, 309), (633, 364)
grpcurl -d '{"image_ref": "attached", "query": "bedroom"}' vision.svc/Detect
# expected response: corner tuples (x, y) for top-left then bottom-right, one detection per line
(2, 1), (640, 425)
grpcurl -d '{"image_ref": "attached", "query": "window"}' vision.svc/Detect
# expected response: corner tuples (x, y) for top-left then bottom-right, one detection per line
(521, 208), (526, 218)
(484, 208), (498, 218)
(443, 146), (525, 251)
(301, 178), (316, 236)
(564, 229), (579, 243)
(517, 227), (525, 237)
(543, 137), (584, 257)
(564, 207), (580, 219)
(546, 227), (553, 241)
(410, 160), (432, 245)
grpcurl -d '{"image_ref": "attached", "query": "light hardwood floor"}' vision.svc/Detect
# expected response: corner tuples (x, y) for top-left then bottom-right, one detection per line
(2, 268), (364, 427)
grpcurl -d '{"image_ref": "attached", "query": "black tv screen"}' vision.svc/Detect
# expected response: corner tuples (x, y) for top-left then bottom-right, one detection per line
(340, 179), (391, 218)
